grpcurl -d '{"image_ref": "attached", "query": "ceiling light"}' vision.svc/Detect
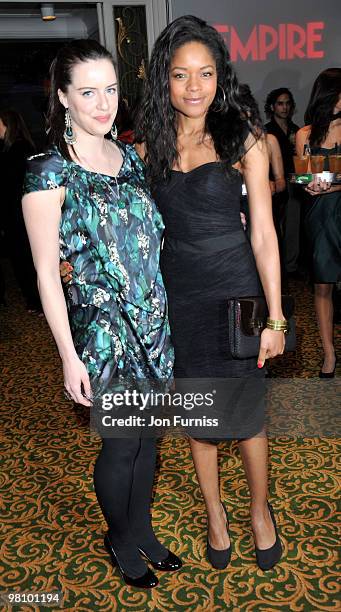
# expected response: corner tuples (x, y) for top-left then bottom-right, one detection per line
(41, 4), (56, 21)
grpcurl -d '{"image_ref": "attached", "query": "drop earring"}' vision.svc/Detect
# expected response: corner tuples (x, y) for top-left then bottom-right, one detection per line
(110, 123), (118, 140)
(63, 108), (76, 145)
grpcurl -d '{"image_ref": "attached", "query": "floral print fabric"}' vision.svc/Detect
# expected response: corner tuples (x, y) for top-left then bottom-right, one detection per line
(24, 142), (174, 399)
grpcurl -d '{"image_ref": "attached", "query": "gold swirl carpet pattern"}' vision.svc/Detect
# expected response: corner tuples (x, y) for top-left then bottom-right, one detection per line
(0, 269), (340, 611)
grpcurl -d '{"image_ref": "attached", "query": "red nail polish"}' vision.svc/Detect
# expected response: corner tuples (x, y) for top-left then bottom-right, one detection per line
(257, 362), (263, 368)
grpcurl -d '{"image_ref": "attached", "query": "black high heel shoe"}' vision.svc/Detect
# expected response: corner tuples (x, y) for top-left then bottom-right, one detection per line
(138, 547), (182, 571)
(206, 502), (232, 570)
(319, 356), (337, 378)
(104, 534), (159, 588)
(254, 503), (282, 571)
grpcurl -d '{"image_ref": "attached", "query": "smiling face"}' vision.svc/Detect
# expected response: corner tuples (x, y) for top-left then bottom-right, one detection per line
(169, 41), (218, 120)
(58, 58), (118, 137)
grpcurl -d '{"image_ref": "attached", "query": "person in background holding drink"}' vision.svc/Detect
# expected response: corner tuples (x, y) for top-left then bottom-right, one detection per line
(296, 68), (341, 377)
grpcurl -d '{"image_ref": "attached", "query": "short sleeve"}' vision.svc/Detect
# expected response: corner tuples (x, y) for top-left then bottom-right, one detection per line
(24, 149), (68, 195)
(230, 120), (261, 166)
(243, 131), (258, 155)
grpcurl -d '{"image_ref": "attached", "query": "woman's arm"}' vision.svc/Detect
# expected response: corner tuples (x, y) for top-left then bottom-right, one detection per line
(22, 189), (92, 406)
(243, 137), (285, 365)
(295, 126), (310, 157)
(266, 134), (286, 192)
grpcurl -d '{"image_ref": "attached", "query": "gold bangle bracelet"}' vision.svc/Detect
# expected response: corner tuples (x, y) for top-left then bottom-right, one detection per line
(266, 323), (287, 328)
(266, 318), (288, 332)
(267, 318), (287, 326)
(266, 323), (288, 333)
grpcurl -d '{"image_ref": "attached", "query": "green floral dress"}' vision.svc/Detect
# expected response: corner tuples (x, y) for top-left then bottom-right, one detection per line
(24, 142), (174, 399)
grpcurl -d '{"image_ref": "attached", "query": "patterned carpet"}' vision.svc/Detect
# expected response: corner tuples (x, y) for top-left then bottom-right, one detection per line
(1, 265), (340, 611)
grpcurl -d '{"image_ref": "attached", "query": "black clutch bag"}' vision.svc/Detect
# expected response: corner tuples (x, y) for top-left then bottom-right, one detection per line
(227, 295), (296, 359)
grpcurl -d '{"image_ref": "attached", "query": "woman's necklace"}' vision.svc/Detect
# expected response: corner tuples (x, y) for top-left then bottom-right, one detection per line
(73, 140), (120, 199)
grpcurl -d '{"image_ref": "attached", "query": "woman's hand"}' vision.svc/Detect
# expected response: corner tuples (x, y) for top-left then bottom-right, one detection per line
(305, 177), (331, 196)
(257, 328), (285, 368)
(60, 261), (73, 283)
(63, 355), (93, 406)
(275, 177), (286, 193)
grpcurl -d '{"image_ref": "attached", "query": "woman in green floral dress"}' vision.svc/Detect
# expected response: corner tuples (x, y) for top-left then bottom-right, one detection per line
(22, 40), (180, 589)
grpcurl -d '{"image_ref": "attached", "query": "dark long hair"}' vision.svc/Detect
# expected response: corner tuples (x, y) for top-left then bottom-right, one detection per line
(47, 39), (115, 160)
(304, 68), (341, 146)
(0, 109), (35, 152)
(135, 15), (262, 182)
(264, 87), (296, 120)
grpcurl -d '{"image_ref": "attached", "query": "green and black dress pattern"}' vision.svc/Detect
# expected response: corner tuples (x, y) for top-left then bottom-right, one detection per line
(24, 142), (174, 399)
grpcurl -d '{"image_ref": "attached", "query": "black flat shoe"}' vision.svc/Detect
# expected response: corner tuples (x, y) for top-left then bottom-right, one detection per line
(255, 503), (282, 571)
(104, 534), (158, 588)
(207, 502), (232, 570)
(138, 547), (182, 571)
(319, 356), (337, 378)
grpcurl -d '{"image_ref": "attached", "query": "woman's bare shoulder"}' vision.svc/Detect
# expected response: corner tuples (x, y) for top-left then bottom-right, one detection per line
(296, 125), (311, 138)
(266, 133), (277, 145)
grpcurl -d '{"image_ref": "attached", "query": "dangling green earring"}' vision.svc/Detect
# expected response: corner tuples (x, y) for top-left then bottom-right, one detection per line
(63, 108), (76, 145)
(110, 123), (118, 140)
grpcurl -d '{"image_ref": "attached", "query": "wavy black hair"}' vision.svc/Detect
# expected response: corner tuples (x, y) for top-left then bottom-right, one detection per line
(239, 84), (262, 123)
(135, 15), (262, 182)
(264, 87), (296, 120)
(47, 39), (115, 160)
(304, 68), (341, 146)
(0, 108), (35, 151)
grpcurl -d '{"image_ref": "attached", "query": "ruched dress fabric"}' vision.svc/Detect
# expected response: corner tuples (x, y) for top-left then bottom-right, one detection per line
(153, 143), (265, 439)
(305, 146), (341, 283)
(24, 142), (174, 402)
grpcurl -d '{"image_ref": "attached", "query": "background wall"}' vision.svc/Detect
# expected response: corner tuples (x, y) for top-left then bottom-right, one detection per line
(169, 0), (341, 126)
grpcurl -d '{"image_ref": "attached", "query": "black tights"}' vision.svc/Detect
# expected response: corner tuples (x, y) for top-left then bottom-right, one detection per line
(94, 437), (167, 577)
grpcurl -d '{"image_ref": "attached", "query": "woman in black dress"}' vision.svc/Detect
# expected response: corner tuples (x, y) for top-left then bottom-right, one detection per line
(296, 68), (341, 377)
(137, 15), (286, 570)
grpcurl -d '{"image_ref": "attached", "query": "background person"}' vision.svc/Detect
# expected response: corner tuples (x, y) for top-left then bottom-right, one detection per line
(296, 67), (341, 377)
(239, 85), (286, 257)
(0, 109), (41, 312)
(265, 88), (302, 278)
(267, 133), (287, 282)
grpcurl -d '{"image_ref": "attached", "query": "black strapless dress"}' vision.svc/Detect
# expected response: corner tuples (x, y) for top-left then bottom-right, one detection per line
(154, 162), (264, 379)
(305, 146), (341, 283)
